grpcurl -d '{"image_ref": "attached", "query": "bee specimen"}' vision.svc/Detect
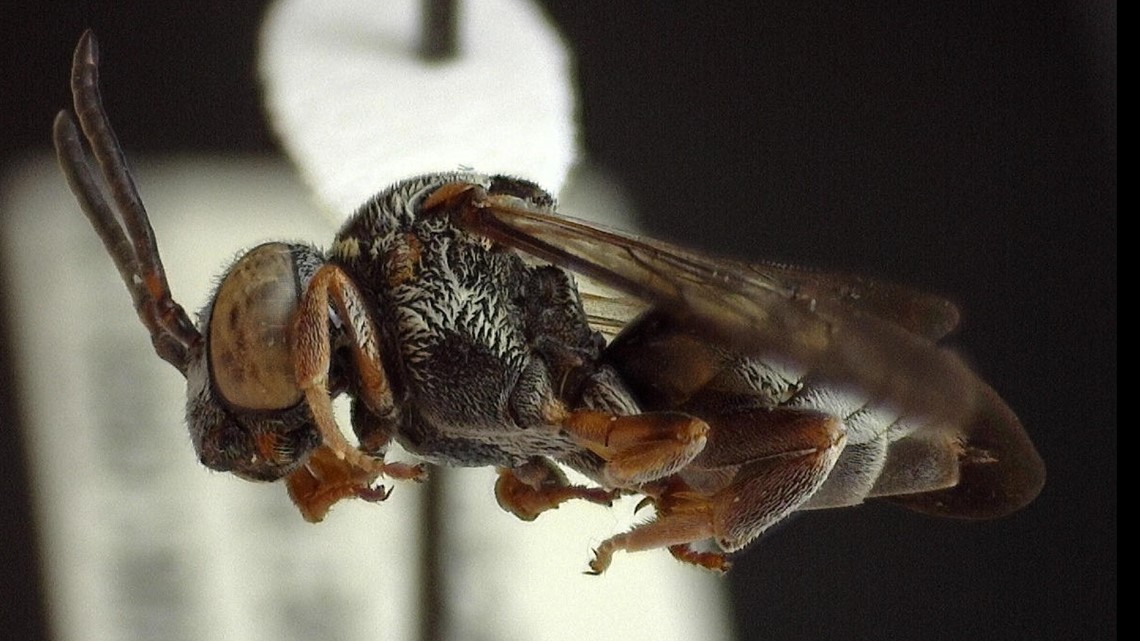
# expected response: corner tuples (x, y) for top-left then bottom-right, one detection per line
(53, 31), (1043, 573)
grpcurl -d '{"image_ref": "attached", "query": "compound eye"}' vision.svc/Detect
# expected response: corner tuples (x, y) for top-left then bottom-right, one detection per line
(209, 242), (304, 411)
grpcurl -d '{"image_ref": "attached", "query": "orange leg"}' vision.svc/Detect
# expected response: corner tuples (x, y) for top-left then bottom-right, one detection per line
(587, 485), (720, 574)
(668, 544), (732, 574)
(560, 410), (710, 487)
(285, 446), (393, 523)
(587, 407), (846, 573)
(291, 264), (426, 520)
(495, 459), (622, 521)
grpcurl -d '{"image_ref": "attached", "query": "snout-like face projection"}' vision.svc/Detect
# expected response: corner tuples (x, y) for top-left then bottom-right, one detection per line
(53, 30), (1043, 573)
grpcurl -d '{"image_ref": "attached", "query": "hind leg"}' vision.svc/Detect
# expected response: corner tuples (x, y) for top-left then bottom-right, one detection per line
(587, 407), (846, 573)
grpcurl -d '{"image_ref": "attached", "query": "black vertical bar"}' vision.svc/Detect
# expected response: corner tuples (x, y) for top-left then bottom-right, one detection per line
(417, 468), (447, 641)
(420, 0), (459, 61)
(0, 285), (50, 641)
(417, 3), (457, 640)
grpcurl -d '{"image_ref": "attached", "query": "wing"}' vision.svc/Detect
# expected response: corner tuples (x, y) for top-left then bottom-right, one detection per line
(448, 188), (1043, 517)
(576, 275), (648, 341)
(575, 253), (960, 345)
(729, 260), (961, 341)
(457, 194), (978, 422)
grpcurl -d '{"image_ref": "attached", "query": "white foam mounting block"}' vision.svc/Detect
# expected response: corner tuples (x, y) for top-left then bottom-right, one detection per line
(260, 0), (579, 217)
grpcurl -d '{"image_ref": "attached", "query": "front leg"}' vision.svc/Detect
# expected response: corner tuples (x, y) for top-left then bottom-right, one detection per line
(291, 264), (426, 521)
(285, 446), (395, 523)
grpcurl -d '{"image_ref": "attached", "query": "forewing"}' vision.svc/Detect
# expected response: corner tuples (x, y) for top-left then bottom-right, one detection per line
(457, 195), (1044, 517)
(460, 198), (981, 426)
(576, 275), (649, 341)
(732, 261), (961, 341)
(570, 247), (960, 344)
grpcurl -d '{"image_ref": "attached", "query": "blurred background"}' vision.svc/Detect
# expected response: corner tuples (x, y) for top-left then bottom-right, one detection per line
(2, 2), (1114, 640)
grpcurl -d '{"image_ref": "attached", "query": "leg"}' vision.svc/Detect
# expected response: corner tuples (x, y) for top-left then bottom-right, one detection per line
(495, 458), (621, 521)
(507, 354), (706, 489)
(291, 264), (426, 520)
(587, 407), (846, 573)
(588, 480), (722, 573)
(285, 446), (394, 523)
(800, 435), (889, 509)
(559, 410), (710, 487)
(668, 544), (732, 574)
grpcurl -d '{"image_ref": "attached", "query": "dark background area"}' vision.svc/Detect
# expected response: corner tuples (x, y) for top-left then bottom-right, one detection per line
(2, 2), (1115, 640)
